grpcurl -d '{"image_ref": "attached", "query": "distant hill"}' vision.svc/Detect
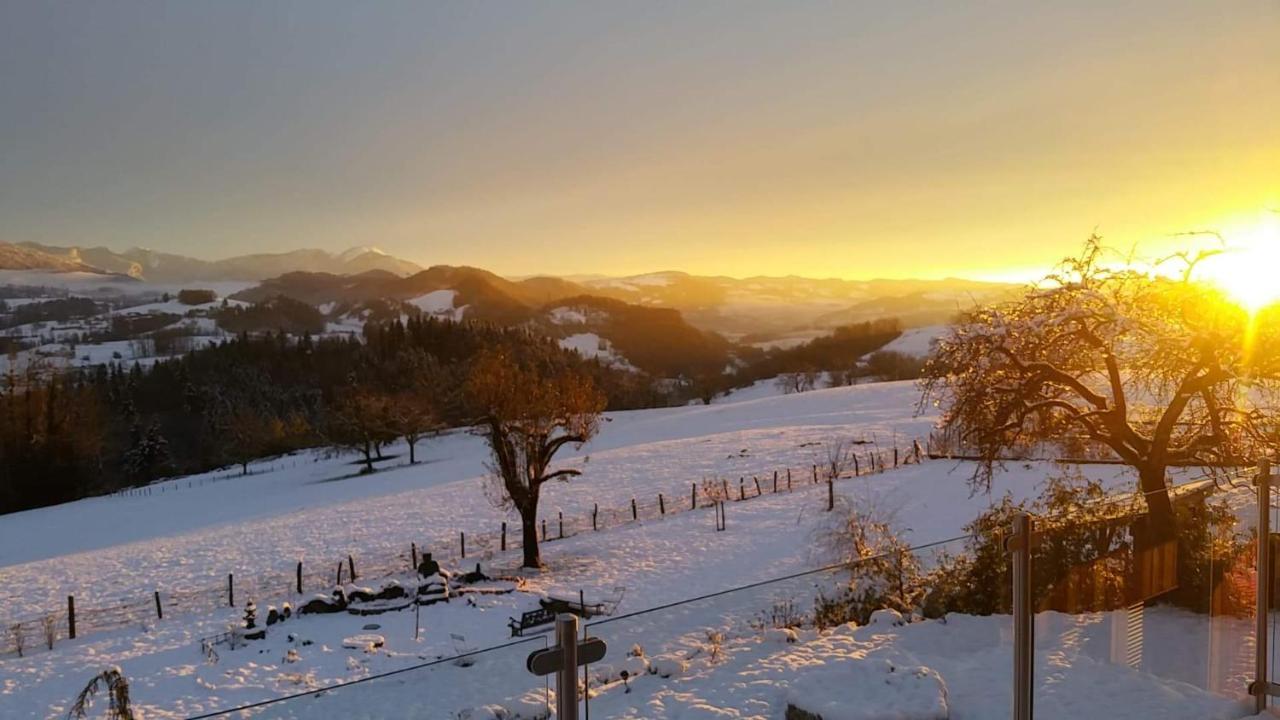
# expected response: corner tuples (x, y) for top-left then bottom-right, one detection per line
(0, 242), (104, 273)
(11, 243), (423, 283)
(0, 238), (1016, 349)
(534, 295), (731, 377)
(234, 265), (590, 325)
(230, 265), (1018, 346)
(581, 272), (1015, 335)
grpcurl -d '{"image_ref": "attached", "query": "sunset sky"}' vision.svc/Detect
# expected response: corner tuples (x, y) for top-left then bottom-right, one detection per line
(1, 1), (1276, 280)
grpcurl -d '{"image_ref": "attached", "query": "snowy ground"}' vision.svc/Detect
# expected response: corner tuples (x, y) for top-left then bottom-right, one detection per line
(0, 380), (1263, 719)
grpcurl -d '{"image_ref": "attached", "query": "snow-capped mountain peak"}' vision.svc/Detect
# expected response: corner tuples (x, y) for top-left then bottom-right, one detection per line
(338, 246), (388, 262)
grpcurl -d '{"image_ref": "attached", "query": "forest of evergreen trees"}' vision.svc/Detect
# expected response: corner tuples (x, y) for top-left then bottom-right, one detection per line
(0, 308), (912, 514)
(0, 316), (665, 515)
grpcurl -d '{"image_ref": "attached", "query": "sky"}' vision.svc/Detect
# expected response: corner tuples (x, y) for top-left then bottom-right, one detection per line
(1, 1), (1277, 281)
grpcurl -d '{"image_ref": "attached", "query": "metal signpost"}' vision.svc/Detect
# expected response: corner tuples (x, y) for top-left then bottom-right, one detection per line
(526, 614), (607, 720)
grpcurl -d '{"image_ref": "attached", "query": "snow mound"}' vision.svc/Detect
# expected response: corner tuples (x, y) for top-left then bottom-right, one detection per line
(785, 659), (949, 720)
(764, 627), (800, 644)
(341, 633), (385, 650)
(868, 608), (906, 627)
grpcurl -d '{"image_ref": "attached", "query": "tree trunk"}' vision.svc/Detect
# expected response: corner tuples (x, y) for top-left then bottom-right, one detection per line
(1138, 464), (1176, 542)
(407, 439), (416, 464)
(519, 503), (541, 568)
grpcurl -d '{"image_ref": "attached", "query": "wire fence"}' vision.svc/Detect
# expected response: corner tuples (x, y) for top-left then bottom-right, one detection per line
(181, 525), (976, 719)
(1, 438), (928, 656)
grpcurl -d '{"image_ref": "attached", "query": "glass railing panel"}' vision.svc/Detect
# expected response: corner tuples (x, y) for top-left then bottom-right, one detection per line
(191, 634), (550, 720)
(1030, 479), (1256, 719)
(581, 533), (1009, 719)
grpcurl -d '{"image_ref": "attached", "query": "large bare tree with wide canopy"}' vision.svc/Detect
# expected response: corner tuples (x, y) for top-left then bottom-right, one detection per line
(922, 237), (1280, 532)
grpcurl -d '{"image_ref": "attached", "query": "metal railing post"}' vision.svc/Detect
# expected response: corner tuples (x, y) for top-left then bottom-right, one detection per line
(1255, 459), (1272, 714)
(1010, 511), (1034, 720)
(556, 613), (579, 720)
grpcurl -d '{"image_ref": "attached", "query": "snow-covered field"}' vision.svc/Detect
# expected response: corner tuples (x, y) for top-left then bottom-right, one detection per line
(0, 381), (1262, 719)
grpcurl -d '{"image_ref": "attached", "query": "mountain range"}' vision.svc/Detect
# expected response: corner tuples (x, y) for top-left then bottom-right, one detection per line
(4, 242), (421, 282)
(0, 241), (1015, 336)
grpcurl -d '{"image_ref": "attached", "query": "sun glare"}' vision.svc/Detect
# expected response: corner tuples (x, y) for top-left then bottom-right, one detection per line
(1195, 214), (1280, 312)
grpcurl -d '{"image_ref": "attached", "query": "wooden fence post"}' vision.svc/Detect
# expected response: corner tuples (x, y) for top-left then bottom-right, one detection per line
(773, 471), (778, 493)
(336, 562), (342, 586)
(542, 518), (548, 541)
(228, 573), (235, 607)
(853, 454), (860, 476)
(722, 478), (729, 499)
(894, 447), (899, 467)
(659, 493), (666, 515)
(559, 511), (564, 538)
(753, 477), (762, 496)
(296, 561), (303, 594)
(827, 478), (834, 511)
(631, 498), (638, 520)
(461, 532), (466, 559)
(501, 522), (507, 551)
(592, 505), (598, 531)
(67, 596), (76, 640)
(738, 478), (745, 501)
(348, 554), (356, 581)
(692, 483), (697, 510)
(154, 591), (163, 620)
(787, 468), (792, 490)
(812, 465), (818, 483)
(411, 543), (418, 570)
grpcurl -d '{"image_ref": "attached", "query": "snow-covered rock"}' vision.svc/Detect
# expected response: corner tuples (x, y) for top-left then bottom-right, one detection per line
(868, 609), (906, 628)
(648, 654), (688, 678)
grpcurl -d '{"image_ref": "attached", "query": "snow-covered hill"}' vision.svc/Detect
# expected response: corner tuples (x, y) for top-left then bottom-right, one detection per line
(0, 380), (1249, 719)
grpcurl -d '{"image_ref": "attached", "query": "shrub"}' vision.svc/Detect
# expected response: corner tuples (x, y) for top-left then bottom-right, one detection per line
(812, 495), (925, 625)
(922, 467), (1251, 617)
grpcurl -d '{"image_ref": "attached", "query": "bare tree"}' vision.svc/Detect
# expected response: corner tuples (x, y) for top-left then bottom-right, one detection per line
(385, 391), (438, 465)
(776, 370), (819, 395)
(819, 438), (856, 481)
(223, 408), (274, 476)
(921, 237), (1280, 534)
(325, 389), (397, 474)
(465, 350), (606, 568)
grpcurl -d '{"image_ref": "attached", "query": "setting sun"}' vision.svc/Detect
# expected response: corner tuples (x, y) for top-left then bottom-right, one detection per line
(1195, 214), (1280, 311)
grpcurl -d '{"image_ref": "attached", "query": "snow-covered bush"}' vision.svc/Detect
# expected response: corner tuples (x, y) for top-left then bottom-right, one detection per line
(754, 597), (805, 630)
(812, 496), (925, 626)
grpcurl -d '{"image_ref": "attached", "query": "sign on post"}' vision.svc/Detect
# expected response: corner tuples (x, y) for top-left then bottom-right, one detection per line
(526, 614), (607, 720)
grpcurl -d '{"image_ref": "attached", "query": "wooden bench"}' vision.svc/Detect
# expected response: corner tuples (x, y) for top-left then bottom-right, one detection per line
(508, 607), (557, 637)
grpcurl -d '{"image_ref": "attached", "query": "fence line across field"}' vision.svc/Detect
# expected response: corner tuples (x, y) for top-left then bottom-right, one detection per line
(179, 525), (970, 719)
(2, 439), (925, 655)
